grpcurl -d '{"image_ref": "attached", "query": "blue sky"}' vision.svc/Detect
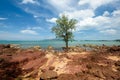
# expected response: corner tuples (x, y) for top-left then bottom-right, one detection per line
(0, 0), (120, 40)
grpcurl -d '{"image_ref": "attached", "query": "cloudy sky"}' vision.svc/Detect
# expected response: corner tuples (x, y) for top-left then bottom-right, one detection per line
(0, 0), (120, 40)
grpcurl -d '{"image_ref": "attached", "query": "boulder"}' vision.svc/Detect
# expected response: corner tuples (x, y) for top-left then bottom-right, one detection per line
(10, 44), (20, 48)
(0, 44), (10, 49)
(5, 44), (11, 48)
(40, 70), (58, 80)
(33, 46), (41, 50)
(47, 46), (54, 50)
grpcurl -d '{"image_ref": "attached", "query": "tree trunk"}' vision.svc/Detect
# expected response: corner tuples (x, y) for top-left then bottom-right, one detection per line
(65, 40), (68, 50)
(65, 33), (69, 51)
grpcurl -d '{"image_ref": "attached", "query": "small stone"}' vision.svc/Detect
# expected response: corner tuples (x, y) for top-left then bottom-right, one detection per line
(49, 66), (55, 70)
(41, 69), (46, 73)
(33, 46), (41, 50)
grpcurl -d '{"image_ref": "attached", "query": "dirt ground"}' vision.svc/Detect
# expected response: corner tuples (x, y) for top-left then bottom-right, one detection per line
(0, 44), (120, 80)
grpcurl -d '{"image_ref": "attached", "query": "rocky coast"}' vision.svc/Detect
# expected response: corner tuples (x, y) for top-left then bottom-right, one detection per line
(0, 44), (120, 80)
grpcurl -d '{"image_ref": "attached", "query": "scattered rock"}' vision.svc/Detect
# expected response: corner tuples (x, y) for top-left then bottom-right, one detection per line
(40, 70), (58, 80)
(0, 44), (120, 80)
(107, 46), (120, 52)
(33, 46), (41, 50)
(10, 44), (20, 48)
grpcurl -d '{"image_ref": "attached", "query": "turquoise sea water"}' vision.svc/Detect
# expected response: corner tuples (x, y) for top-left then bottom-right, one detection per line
(0, 40), (120, 49)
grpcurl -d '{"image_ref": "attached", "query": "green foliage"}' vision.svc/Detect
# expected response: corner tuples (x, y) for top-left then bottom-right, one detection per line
(52, 15), (77, 50)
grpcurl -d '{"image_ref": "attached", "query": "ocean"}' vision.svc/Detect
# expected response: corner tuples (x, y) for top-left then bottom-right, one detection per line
(0, 40), (120, 49)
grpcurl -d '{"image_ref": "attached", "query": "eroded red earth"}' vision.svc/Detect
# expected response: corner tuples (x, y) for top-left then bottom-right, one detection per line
(0, 44), (120, 80)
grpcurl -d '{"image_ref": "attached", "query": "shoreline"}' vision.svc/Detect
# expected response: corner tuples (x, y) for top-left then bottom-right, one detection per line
(0, 40), (120, 49)
(0, 42), (120, 50)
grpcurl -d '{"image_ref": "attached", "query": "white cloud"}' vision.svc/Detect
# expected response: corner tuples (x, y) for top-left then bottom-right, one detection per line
(76, 17), (98, 31)
(58, 10), (111, 31)
(24, 8), (40, 17)
(112, 9), (120, 17)
(103, 11), (110, 17)
(46, 18), (57, 23)
(95, 16), (110, 26)
(100, 29), (117, 35)
(60, 9), (95, 20)
(19, 0), (120, 38)
(0, 32), (44, 40)
(73, 9), (120, 33)
(110, 10), (120, 30)
(20, 29), (38, 35)
(33, 15), (39, 18)
(48, 9), (95, 24)
(75, 15), (111, 31)
(27, 27), (44, 30)
(78, 0), (114, 10)
(23, 7), (51, 20)
(47, 0), (75, 12)
(22, 0), (37, 4)
(0, 17), (7, 20)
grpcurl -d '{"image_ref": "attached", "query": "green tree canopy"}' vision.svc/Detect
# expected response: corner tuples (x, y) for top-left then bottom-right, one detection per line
(52, 15), (77, 50)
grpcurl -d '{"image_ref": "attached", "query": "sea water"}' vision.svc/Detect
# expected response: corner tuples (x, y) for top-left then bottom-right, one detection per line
(0, 40), (120, 49)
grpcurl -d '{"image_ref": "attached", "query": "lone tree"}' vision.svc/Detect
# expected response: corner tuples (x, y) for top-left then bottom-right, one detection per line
(52, 15), (77, 51)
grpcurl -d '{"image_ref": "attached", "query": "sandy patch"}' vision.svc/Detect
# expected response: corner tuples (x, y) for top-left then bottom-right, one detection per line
(67, 52), (89, 55)
(107, 56), (120, 61)
(41, 53), (71, 75)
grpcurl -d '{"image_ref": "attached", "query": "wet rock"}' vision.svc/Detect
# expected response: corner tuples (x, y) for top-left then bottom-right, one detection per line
(40, 70), (58, 80)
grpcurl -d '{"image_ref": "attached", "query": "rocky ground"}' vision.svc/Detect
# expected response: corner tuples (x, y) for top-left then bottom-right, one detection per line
(0, 44), (120, 80)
